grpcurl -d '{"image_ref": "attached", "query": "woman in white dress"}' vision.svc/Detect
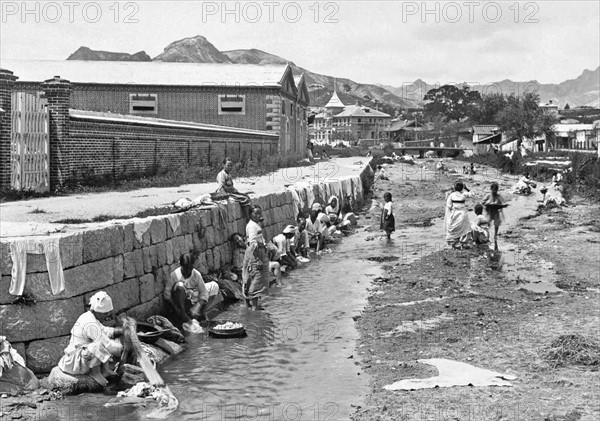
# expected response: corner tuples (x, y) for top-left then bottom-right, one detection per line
(445, 181), (473, 249)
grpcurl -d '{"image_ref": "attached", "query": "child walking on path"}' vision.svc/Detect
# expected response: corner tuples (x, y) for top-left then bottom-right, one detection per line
(482, 182), (509, 250)
(380, 192), (395, 239)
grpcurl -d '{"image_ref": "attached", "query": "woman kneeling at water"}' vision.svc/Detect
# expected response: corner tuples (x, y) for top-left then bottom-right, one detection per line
(165, 254), (220, 333)
(445, 181), (473, 249)
(58, 291), (123, 386)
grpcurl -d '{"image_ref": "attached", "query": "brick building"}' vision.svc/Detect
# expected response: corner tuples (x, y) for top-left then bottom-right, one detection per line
(3, 59), (309, 154)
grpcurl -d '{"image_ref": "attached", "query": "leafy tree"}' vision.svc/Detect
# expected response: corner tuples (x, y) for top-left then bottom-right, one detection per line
(472, 93), (508, 125)
(564, 103), (570, 110)
(423, 84), (482, 122)
(496, 92), (558, 148)
(343, 83), (352, 93)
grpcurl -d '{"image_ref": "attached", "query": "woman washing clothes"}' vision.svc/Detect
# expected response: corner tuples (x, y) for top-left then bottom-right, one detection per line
(216, 157), (252, 220)
(58, 292), (123, 386)
(164, 253), (220, 333)
(325, 196), (341, 224)
(242, 205), (270, 310)
(445, 181), (473, 249)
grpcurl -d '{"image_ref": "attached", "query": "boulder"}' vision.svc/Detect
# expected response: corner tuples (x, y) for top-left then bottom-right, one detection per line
(46, 366), (103, 395)
(154, 339), (185, 356)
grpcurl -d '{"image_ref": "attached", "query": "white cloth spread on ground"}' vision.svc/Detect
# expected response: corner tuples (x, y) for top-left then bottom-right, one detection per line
(383, 359), (517, 391)
(9, 237), (64, 296)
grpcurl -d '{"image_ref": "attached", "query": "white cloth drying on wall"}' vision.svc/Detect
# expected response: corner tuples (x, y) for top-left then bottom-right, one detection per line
(9, 237), (65, 296)
(165, 214), (181, 234)
(133, 219), (153, 243)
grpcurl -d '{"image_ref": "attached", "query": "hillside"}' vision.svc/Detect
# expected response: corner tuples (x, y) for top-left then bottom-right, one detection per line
(379, 67), (600, 107)
(65, 36), (598, 109)
(67, 46), (151, 62)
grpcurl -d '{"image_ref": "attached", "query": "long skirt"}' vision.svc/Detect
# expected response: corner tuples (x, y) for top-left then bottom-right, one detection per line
(380, 210), (395, 234)
(445, 209), (471, 245)
(242, 246), (269, 299)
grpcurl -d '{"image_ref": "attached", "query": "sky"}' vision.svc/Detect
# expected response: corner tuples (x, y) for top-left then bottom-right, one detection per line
(1, 1), (599, 87)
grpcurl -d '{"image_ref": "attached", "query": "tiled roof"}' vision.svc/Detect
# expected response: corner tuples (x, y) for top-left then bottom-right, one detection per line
(3, 59), (289, 87)
(472, 125), (499, 136)
(334, 105), (390, 118)
(325, 91), (345, 109)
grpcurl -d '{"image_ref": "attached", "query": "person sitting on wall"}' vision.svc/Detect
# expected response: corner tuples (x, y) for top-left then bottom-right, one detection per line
(272, 225), (299, 270)
(216, 157), (252, 221)
(58, 291), (124, 387)
(164, 254), (220, 333)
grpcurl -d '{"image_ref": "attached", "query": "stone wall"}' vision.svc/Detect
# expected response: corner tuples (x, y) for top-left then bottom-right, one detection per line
(0, 164), (374, 373)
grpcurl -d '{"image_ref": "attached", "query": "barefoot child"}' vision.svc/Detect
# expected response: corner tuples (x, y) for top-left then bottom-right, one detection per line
(380, 192), (395, 239)
(482, 182), (508, 249)
(471, 203), (490, 245)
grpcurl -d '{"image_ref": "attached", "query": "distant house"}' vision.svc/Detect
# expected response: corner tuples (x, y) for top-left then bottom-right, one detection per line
(387, 119), (432, 143)
(4, 59), (309, 154)
(471, 125), (505, 154)
(539, 99), (560, 115)
(550, 123), (599, 153)
(312, 92), (391, 146)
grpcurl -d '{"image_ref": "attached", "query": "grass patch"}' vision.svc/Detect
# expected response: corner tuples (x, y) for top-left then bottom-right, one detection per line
(28, 207), (47, 214)
(541, 334), (600, 368)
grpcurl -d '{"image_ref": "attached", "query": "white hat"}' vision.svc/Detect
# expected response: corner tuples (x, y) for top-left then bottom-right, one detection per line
(283, 225), (297, 234)
(89, 291), (114, 313)
(311, 203), (323, 211)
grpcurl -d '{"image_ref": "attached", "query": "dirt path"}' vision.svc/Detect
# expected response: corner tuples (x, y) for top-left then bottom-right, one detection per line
(352, 159), (600, 421)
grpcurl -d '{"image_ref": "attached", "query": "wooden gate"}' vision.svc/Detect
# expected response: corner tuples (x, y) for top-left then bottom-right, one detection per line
(11, 92), (50, 191)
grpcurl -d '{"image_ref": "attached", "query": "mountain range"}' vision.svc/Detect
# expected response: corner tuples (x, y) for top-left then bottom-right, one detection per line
(67, 35), (599, 109)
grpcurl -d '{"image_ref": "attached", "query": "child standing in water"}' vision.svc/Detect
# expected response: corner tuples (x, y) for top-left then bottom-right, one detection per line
(380, 192), (395, 239)
(482, 182), (508, 250)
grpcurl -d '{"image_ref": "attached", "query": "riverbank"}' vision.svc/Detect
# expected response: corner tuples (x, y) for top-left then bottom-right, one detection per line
(352, 159), (600, 421)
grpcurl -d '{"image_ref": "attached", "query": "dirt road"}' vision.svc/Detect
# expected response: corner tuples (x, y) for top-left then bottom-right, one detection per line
(352, 159), (600, 421)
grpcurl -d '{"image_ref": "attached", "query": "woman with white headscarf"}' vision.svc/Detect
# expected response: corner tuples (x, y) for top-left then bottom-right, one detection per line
(445, 181), (473, 249)
(58, 291), (123, 386)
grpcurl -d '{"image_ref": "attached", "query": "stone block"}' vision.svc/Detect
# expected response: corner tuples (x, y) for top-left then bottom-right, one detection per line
(123, 223), (135, 251)
(165, 239), (175, 265)
(142, 247), (152, 273)
(140, 273), (155, 303)
(204, 249), (214, 272)
(26, 335), (70, 373)
(0, 241), (12, 276)
(0, 296), (85, 342)
(233, 203), (242, 220)
(60, 234), (83, 269)
(123, 249), (144, 279)
(199, 209), (211, 228)
(237, 219), (246, 234)
(205, 226), (215, 245)
(11, 342), (26, 366)
(125, 297), (161, 322)
(149, 245), (159, 269)
(212, 247), (221, 270)
(177, 212), (192, 236)
(113, 255), (124, 284)
(83, 226), (124, 263)
(196, 252), (208, 274)
(86, 277), (140, 314)
(154, 338), (185, 356)
(149, 219), (167, 245)
(284, 191), (293, 205)
(175, 236), (187, 259)
(3, 257), (118, 303)
(46, 366), (104, 395)
(157, 243), (167, 267)
(184, 234), (194, 256)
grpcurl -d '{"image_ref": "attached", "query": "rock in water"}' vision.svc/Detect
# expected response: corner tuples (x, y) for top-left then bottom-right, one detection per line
(46, 367), (103, 395)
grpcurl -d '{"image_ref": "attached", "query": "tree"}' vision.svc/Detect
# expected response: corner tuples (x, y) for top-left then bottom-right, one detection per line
(343, 83), (352, 93)
(496, 92), (558, 148)
(564, 103), (571, 110)
(423, 84), (482, 122)
(472, 93), (508, 125)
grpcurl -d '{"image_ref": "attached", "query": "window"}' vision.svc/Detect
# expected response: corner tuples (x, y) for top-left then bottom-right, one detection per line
(218, 95), (245, 115)
(290, 103), (293, 115)
(129, 94), (157, 114)
(282, 101), (286, 115)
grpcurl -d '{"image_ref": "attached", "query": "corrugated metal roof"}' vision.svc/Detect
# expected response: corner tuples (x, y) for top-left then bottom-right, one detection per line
(472, 125), (499, 135)
(3, 59), (289, 87)
(334, 105), (390, 118)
